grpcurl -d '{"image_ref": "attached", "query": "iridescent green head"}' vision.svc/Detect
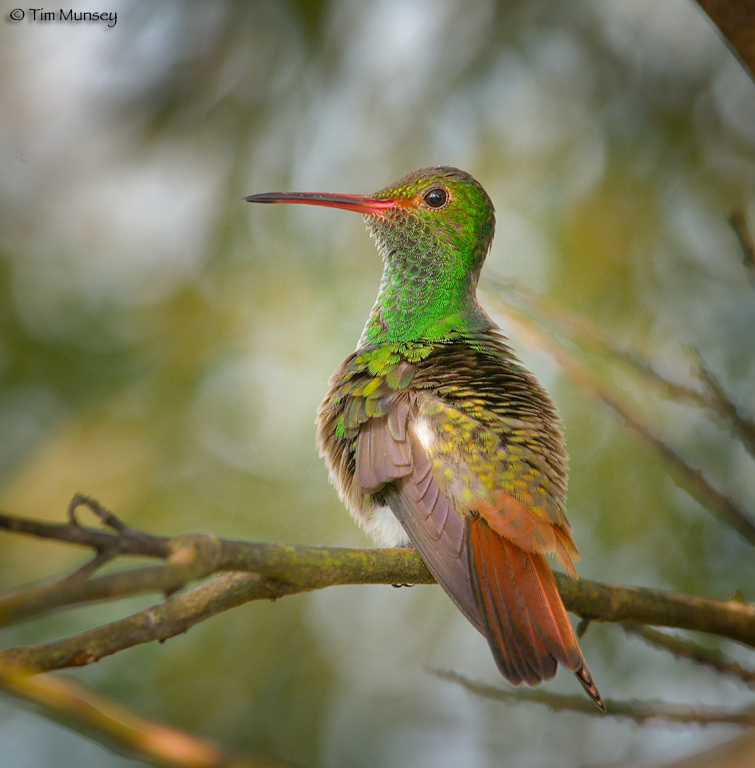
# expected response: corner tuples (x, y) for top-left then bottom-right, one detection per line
(245, 166), (496, 345)
(370, 166), (495, 275)
(364, 166), (496, 344)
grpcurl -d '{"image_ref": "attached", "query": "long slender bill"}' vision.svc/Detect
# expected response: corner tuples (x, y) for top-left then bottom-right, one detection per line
(244, 191), (397, 215)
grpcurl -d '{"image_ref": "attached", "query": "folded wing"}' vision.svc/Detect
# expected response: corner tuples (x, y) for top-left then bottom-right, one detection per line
(354, 397), (604, 711)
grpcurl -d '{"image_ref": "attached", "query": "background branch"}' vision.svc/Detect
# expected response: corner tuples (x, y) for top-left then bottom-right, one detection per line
(0, 660), (299, 768)
(483, 292), (755, 547)
(434, 670), (755, 725)
(622, 623), (755, 687)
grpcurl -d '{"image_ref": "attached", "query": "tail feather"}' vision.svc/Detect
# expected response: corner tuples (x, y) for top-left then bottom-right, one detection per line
(468, 516), (605, 711)
(503, 536), (582, 670)
(472, 519), (556, 684)
(576, 664), (606, 712)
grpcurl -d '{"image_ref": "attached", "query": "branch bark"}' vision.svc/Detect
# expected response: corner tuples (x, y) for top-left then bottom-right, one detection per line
(1, 509), (755, 675)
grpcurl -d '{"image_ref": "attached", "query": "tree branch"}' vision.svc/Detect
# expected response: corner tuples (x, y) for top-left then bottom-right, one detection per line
(434, 669), (755, 725)
(0, 659), (300, 768)
(730, 211), (755, 290)
(2, 509), (755, 675)
(623, 623), (755, 687)
(690, 348), (755, 458)
(554, 572), (755, 649)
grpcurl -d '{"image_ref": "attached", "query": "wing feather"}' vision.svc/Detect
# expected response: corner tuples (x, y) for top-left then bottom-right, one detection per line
(357, 411), (481, 630)
(355, 413), (412, 493)
(352, 403), (478, 626)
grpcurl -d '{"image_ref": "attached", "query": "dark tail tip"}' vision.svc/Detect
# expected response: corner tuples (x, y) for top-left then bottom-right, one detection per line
(576, 664), (606, 712)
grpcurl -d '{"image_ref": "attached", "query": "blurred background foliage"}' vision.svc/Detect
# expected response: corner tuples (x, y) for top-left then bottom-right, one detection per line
(1, 0), (754, 766)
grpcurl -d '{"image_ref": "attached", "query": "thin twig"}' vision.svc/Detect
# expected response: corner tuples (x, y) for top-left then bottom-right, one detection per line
(690, 349), (755, 458)
(434, 669), (755, 725)
(730, 211), (755, 291)
(485, 296), (755, 547)
(485, 279), (755, 455)
(67, 493), (128, 532)
(622, 623), (755, 687)
(0, 509), (171, 558)
(483, 277), (710, 407)
(614, 407), (755, 547)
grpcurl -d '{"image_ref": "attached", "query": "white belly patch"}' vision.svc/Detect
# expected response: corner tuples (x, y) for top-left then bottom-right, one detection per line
(364, 505), (411, 547)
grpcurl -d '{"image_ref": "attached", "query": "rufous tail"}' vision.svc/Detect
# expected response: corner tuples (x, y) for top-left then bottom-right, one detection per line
(468, 516), (605, 711)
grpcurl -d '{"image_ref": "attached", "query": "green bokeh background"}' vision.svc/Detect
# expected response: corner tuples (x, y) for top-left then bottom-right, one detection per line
(1, 0), (754, 766)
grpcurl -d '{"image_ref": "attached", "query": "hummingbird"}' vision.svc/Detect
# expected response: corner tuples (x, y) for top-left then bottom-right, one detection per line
(245, 167), (604, 710)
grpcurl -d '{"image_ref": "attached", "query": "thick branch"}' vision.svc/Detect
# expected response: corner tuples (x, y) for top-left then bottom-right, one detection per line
(555, 573), (755, 648)
(0, 511), (434, 625)
(1, 511), (755, 674)
(1, 573), (280, 674)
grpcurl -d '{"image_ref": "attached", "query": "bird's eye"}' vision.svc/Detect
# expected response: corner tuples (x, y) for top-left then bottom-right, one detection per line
(423, 188), (448, 209)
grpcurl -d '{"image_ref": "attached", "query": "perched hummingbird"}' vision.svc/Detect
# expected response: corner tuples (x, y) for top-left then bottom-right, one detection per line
(245, 167), (604, 710)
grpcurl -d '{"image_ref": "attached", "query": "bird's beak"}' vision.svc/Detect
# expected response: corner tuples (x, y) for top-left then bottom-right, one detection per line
(244, 191), (397, 215)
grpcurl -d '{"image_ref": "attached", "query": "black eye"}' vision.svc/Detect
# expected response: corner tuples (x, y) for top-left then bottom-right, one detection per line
(423, 188), (448, 208)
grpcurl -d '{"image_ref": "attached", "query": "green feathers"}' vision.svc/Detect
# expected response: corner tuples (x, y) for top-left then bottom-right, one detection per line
(330, 345), (418, 439)
(360, 167), (496, 346)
